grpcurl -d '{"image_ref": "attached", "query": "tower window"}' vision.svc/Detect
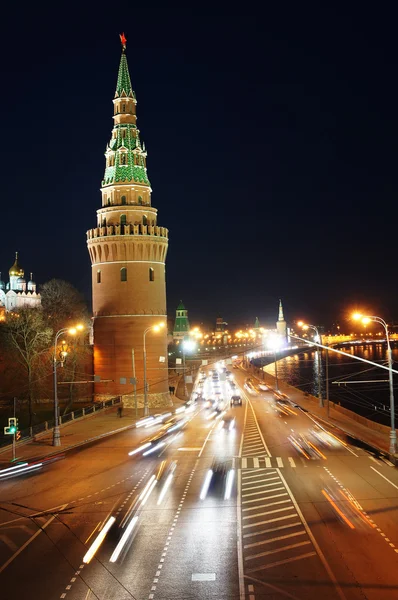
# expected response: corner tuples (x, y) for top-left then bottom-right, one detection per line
(121, 195), (126, 205)
(102, 217), (107, 227)
(97, 270), (101, 284)
(121, 129), (126, 138)
(120, 154), (127, 165)
(143, 215), (147, 226)
(121, 267), (127, 282)
(138, 195), (143, 205)
(149, 268), (154, 282)
(122, 103), (126, 113)
(107, 198), (111, 206)
(120, 214), (127, 226)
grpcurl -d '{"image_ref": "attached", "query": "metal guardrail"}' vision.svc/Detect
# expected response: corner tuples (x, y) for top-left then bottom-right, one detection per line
(0, 397), (122, 449)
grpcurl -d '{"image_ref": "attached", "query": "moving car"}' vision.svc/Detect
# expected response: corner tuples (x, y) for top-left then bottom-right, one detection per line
(231, 395), (242, 406)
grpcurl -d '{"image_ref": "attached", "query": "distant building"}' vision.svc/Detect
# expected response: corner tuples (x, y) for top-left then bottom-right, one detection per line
(173, 301), (190, 341)
(215, 316), (227, 333)
(0, 253), (40, 312)
(254, 316), (260, 331)
(276, 299), (287, 340)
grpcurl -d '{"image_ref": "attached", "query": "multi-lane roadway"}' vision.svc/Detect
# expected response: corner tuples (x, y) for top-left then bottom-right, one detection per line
(1, 362), (398, 599)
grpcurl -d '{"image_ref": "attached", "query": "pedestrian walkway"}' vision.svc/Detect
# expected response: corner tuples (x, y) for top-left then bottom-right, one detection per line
(241, 468), (317, 575)
(240, 456), (299, 469)
(0, 401), (183, 466)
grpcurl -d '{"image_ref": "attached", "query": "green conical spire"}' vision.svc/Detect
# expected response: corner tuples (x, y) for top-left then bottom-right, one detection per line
(115, 52), (134, 99)
(254, 316), (260, 329)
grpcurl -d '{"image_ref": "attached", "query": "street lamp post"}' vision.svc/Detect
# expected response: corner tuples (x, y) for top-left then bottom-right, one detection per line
(274, 350), (279, 392)
(353, 313), (396, 456)
(143, 323), (165, 416)
(53, 325), (83, 446)
(181, 339), (196, 398)
(299, 322), (323, 408)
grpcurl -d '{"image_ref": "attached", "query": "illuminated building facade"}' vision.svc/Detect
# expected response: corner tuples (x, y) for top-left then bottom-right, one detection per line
(87, 37), (169, 403)
(173, 301), (190, 341)
(0, 253), (40, 311)
(276, 299), (287, 340)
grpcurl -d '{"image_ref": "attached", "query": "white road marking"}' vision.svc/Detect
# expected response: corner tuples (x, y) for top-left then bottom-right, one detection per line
(242, 483), (285, 494)
(0, 504), (68, 575)
(246, 531), (311, 560)
(242, 496), (289, 510)
(276, 457), (284, 467)
(237, 469), (246, 600)
(245, 539), (310, 560)
(242, 458), (247, 468)
(191, 573), (216, 581)
(198, 423), (217, 457)
(177, 447), (202, 451)
(243, 513), (298, 532)
(265, 457), (272, 468)
(246, 551), (317, 573)
(288, 457), (296, 468)
(243, 521), (303, 542)
(243, 506), (295, 524)
(242, 488), (288, 510)
(242, 470), (277, 480)
(277, 468), (346, 600)
(370, 466), (398, 490)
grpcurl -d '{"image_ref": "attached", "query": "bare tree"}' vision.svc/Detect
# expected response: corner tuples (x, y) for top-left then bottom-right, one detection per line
(1, 308), (52, 426)
(41, 279), (91, 412)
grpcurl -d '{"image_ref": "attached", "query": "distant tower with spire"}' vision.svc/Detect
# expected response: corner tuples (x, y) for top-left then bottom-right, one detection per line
(276, 299), (287, 340)
(87, 35), (169, 403)
(173, 301), (190, 341)
(254, 316), (260, 331)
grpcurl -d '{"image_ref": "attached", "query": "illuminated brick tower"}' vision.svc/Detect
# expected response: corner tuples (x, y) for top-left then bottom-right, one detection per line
(87, 35), (169, 404)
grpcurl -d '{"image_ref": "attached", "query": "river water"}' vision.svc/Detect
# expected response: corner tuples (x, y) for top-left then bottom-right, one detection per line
(255, 342), (398, 426)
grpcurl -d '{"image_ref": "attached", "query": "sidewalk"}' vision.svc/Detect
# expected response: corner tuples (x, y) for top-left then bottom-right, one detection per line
(244, 365), (395, 459)
(0, 397), (184, 466)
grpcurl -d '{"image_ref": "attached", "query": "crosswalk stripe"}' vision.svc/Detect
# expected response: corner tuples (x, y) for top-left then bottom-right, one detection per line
(276, 457), (283, 467)
(242, 494), (288, 508)
(265, 457), (272, 468)
(246, 551), (317, 573)
(242, 507), (295, 526)
(245, 540), (311, 561)
(242, 484), (285, 495)
(253, 458), (259, 468)
(242, 458), (247, 468)
(288, 457), (296, 468)
(244, 530), (307, 552)
(243, 521), (303, 541)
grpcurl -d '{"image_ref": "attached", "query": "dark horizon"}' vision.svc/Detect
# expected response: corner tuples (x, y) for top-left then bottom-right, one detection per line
(1, 10), (397, 329)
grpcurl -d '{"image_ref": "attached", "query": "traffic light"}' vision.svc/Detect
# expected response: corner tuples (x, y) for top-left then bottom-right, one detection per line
(8, 418), (18, 435)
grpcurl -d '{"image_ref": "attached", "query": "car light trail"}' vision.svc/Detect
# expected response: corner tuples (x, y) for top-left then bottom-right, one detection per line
(142, 441), (166, 456)
(139, 475), (156, 500)
(0, 462), (43, 478)
(136, 416), (154, 428)
(83, 516), (116, 564)
(0, 462), (28, 476)
(200, 469), (213, 500)
(128, 442), (151, 456)
(109, 516), (138, 563)
(224, 469), (235, 500)
(175, 406), (185, 414)
(140, 479), (158, 505)
(322, 489), (355, 529)
(157, 473), (173, 505)
(146, 412), (172, 427)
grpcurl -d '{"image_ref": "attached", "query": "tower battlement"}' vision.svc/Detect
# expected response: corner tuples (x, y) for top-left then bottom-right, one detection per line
(87, 37), (169, 405)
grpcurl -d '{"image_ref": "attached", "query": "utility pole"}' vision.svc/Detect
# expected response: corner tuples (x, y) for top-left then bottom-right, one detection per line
(12, 397), (16, 461)
(325, 345), (329, 417)
(132, 349), (138, 417)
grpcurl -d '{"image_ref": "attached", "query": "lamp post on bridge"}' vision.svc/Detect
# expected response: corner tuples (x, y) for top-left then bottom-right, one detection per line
(143, 322), (165, 417)
(298, 322), (323, 408)
(353, 313), (396, 456)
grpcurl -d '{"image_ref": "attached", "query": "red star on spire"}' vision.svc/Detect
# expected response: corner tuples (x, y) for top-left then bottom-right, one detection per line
(120, 32), (127, 50)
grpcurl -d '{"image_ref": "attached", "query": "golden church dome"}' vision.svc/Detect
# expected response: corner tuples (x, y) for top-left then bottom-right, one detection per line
(9, 252), (24, 278)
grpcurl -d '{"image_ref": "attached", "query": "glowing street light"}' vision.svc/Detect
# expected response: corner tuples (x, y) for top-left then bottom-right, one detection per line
(182, 338), (197, 397)
(352, 312), (396, 456)
(143, 322), (165, 416)
(53, 324), (85, 446)
(298, 322), (323, 407)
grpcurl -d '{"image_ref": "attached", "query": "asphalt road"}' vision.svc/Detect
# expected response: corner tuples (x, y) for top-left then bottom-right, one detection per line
(0, 364), (398, 600)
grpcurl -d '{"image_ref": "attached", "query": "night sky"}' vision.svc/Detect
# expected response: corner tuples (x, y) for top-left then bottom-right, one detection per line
(1, 9), (397, 330)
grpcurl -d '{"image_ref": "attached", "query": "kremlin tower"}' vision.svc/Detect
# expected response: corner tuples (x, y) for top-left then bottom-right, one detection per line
(276, 299), (287, 341)
(87, 35), (169, 404)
